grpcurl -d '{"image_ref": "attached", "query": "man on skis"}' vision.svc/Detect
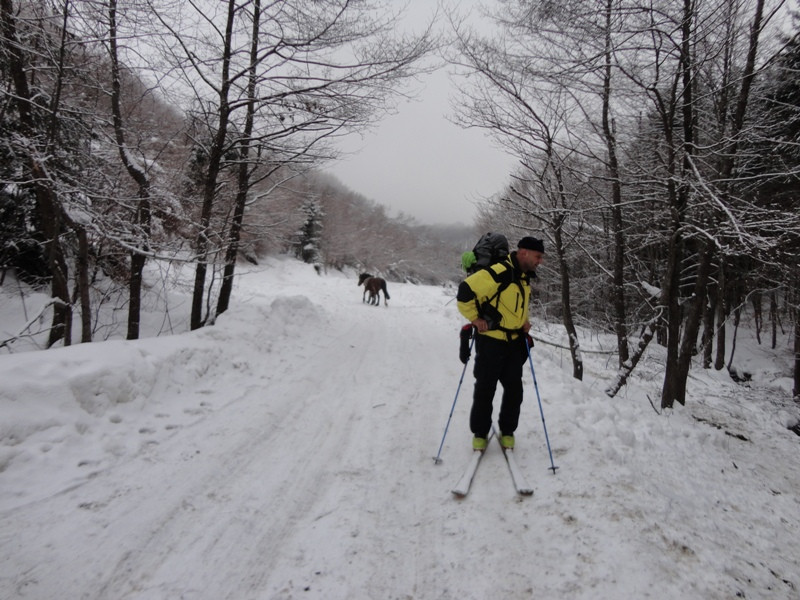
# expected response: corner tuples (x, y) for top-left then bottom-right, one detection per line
(456, 236), (545, 451)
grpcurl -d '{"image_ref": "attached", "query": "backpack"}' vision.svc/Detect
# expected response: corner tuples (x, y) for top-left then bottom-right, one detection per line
(459, 232), (527, 336)
(462, 232), (509, 275)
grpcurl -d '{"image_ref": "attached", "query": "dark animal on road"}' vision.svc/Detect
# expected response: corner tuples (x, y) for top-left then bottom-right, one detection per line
(358, 273), (390, 307)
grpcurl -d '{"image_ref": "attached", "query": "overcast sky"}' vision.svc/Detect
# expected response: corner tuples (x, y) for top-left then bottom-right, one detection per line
(325, 1), (517, 226)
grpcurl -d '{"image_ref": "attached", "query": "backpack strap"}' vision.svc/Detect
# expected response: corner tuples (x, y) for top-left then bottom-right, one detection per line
(478, 260), (529, 340)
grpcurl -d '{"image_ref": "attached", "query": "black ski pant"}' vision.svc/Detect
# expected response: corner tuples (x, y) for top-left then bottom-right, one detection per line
(470, 334), (527, 439)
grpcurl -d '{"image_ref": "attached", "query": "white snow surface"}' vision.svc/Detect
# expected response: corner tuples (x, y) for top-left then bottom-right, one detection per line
(1, 256), (799, 599)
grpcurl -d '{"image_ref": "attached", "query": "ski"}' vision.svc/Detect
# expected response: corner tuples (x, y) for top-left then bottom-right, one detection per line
(494, 428), (534, 496)
(451, 432), (494, 498)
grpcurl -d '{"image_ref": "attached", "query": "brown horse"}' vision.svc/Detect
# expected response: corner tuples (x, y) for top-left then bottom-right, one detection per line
(358, 273), (390, 306)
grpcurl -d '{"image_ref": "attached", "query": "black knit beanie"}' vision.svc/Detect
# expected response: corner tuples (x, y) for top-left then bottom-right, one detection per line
(518, 236), (545, 253)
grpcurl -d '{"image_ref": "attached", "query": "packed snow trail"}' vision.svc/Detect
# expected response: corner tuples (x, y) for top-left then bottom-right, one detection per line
(2, 257), (800, 599)
(1, 262), (532, 599)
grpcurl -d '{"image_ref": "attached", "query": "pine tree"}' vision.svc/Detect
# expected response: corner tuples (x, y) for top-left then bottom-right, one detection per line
(296, 198), (324, 274)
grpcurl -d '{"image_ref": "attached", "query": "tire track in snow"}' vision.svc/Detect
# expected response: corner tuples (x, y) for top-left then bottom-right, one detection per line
(255, 300), (461, 598)
(88, 316), (384, 599)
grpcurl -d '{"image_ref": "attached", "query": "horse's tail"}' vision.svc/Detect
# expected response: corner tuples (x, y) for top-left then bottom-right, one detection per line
(382, 281), (390, 300)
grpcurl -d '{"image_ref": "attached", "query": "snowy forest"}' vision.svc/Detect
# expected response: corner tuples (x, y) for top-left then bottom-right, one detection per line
(449, 0), (800, 408)
(2, 0), (800, 410)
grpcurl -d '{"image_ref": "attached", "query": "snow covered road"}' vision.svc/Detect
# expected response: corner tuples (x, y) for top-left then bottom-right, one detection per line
(2, 258), (799, 599)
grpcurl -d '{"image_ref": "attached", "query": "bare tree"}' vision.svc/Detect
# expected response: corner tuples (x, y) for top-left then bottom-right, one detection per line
(657, 0), (771, 408)
(216, 0), (263, 316)
(449, 4), (614, 380)
(106, 0), (152, 340)
(452, 0), (791, 404)
(143, 0), (437, 329)
(740, 10), (800, 398)
(2, 0), (76, 346)
(449, 0), (642, 375)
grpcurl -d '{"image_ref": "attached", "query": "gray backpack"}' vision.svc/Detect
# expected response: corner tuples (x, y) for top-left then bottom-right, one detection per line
(464, 232), (509, 274)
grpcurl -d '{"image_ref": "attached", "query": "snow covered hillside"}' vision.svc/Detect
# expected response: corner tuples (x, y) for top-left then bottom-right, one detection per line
(1, 257), (799, 599)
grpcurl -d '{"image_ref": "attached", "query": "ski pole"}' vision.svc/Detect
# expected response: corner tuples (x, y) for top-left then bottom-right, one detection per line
(526, 337), (558, 474)
(433, 330), (476, 464)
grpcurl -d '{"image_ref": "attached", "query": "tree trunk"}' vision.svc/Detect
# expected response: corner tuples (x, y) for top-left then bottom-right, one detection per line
(553, 213), (583, 381)
(659, 212), (684, 409)
(727, 302), (742, 372)
(108, 0), (152, 340)
(657, 9), (689, 409)
(191, 0), (236, 330)
(793, 311), (799, 402)
(75, 226), (92, 342)
(660, 0), (697, 409)
(605, 311), (658, 398)
(41, 183), (72, 348)
(715, 257), (728, 370)
(752, 291), (762, 345)
(601, 0), (628, 368)
(217, 0), (261, 317)
(793, 269), (799, 401)
(672, 242), (715, 405)
(2, 0), (71, 347)
(770, 291), (778, 350)
(702, 279), (717, 369)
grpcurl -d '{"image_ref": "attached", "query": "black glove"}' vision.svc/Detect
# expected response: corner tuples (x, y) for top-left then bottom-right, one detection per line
(459, 325), (473, 364)
(518, 333), (534, 363)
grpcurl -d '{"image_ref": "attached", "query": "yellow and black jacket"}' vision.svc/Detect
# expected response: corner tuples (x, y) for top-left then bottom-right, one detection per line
(456, 253), (531, 342)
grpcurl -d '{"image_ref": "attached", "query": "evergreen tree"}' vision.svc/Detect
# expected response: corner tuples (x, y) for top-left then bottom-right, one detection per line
(296, 198), (324, 274)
